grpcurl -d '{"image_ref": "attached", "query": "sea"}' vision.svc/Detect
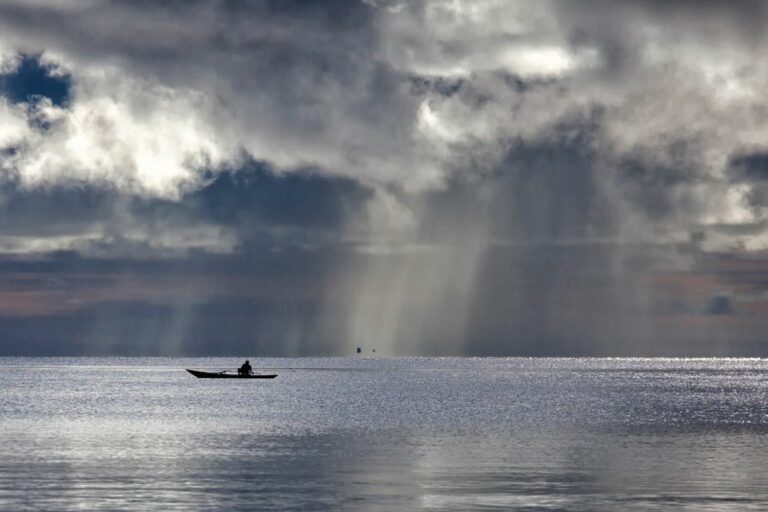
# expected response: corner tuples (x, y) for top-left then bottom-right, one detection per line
(2, 357), (768, 511)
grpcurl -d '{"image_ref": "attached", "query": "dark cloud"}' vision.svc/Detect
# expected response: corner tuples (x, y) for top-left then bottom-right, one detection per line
(704, 295), (735, 316)
(0, 181), (115, 238)
(617, 155), (707, 225)
(186, 162), (372, 237)
(730, 152), (768, 181)
(0, 159), (372, 256)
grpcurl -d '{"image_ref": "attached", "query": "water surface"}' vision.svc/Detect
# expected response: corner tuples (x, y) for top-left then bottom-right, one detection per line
(2, 357), (768, 510)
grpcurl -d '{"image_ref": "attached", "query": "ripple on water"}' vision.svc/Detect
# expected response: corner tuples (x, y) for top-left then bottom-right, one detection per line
(2, 357), (768, 510)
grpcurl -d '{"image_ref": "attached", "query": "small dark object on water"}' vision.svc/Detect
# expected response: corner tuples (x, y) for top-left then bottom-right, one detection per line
(186, 369), (277, 379)
(356, 347), (361, 354)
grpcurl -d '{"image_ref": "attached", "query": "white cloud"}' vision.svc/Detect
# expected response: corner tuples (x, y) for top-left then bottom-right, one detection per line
(0, 49), (19, 74)
(1, 0), (768, 253)
(7, 71), (238, 199)
(0, 98), (29, 150)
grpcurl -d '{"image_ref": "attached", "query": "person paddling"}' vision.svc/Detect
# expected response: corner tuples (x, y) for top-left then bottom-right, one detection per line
(238, 360), (252, 376)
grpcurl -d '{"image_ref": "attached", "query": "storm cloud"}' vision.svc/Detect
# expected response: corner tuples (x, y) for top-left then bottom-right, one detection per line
(2, 1), (768, 355)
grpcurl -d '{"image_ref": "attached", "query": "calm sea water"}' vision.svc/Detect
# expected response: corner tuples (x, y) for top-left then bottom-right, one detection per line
(2, 357), (768, 511)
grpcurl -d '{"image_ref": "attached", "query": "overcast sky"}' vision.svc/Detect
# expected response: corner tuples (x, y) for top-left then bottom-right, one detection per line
(1, 0), (768, 356)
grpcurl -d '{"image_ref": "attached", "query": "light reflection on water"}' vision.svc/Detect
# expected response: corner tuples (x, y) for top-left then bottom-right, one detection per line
(2, 357), (768, 511)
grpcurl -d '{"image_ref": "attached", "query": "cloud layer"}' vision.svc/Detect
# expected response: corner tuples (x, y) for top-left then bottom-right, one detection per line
(2, 1), (768, 355)
(1, 1), (767, 245)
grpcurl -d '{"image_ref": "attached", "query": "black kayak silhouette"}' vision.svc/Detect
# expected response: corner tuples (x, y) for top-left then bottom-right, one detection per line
(186, 369), (277, 379)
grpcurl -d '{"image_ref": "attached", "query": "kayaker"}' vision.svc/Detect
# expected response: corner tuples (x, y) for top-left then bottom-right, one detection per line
(238, 360), (252, 376)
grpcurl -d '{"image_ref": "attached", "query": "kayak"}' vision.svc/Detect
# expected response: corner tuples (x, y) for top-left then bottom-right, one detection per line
(186, 369), (278, 379)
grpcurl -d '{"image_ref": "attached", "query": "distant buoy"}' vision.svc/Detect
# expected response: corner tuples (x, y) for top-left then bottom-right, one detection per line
(356, 347), (361, 354)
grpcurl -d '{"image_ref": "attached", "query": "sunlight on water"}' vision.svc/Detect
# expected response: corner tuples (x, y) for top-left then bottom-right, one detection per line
(1, 357), (768, 510)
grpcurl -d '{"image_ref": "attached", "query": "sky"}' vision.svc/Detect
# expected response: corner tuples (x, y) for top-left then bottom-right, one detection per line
(1, 0), (768, 356)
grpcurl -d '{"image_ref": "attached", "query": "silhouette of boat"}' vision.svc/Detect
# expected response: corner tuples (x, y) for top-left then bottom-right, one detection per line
(186, 369), (277, 379)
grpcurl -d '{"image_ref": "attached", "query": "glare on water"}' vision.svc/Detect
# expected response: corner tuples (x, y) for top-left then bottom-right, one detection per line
(1, 357), (768, 511)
